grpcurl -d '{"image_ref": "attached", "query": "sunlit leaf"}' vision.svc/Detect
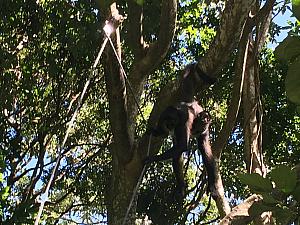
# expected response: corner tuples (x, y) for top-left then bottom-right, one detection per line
(274, 36), (300, 63)
(0, 187), (10, 201)
(285, 56), (300, 105)
(135, 0), (144, 5)
(292, 184), (300, 202)
(238, 173), (273, 193)
(292, 0), (300, 20)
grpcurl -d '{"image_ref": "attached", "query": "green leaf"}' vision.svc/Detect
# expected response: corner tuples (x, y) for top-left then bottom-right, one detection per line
(238, 173), (273, 193)
(293, 0), (300, 21)
(135, 0), (144, 5)
(292, 184), (300, 202)
(0, 187), (9, 201)
(249, 202), (277, 216)
(273, 207), (295, 225)
(270, 165), (297, 194)
(285, 56), (300, 105)
(261, 193), (277, 204)
(274, 36), (300, 63)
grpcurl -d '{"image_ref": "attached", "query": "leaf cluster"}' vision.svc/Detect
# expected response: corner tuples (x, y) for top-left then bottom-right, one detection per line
(239, 165), (300, 225)
(274, 0), (300, 111)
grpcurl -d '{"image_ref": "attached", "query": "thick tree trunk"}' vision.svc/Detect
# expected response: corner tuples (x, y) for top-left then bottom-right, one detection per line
(242, 39), (273, 225)
(107, 150), (143, 225)
(242, 40), (266, 176)
(103, 2), (177, 224)
(211, 17), (252, 218)
(242, 5), (274, 222)
(102, 4), (140, 225)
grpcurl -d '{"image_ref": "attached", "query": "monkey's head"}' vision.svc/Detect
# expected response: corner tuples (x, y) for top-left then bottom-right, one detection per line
(192, 111), (211, 136)
(163, 113), (179, 133)
(199, 111), (211, 124)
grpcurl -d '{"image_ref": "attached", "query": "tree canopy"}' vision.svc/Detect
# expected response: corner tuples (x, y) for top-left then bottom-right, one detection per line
(0, 0), (299, 224)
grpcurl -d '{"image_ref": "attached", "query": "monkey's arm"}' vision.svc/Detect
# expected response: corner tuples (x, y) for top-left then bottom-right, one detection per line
(172, 154), (186, 197)
(144, 146), (176, 164)
(197, 135), (217, 196)
(145, 121), (190, 164)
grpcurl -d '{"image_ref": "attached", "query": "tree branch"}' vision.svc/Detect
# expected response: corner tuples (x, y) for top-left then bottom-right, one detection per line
(103, 4), (133, 163)
(127, 1), (146, 57)
(197, 0), (256, 77)
(140, 0), (257, 158)
(126, 1), (177, 150)
(213, 17), (252, 159)
(138, 0), (177, 76)
(219, 194), (263, 225)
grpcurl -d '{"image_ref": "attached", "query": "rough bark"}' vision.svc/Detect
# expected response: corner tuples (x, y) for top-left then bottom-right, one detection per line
(127, 0), (177, 135)
(242, 0), (274, 186)
(103, 4), (133, 164)
(211, 17), (253, 217)
(219, 194), (263, 225)
(101, 4), (138, 225)
(213, 21), (250, 159)
(241, 1), (274, 224)
(242, 40), (265, 176)
(210, 0), (275, 221)
(103, 2), (177, 225)
(197, 0), (256, 77)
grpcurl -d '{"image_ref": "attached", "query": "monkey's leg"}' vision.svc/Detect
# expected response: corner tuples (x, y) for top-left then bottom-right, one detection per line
(146, 120), (191, 164)
(172, 154), (186, 197)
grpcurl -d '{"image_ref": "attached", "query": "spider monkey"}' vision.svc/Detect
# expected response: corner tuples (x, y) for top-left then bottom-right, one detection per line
(145, 102), (217, 198)
(145, 63), (217, 198)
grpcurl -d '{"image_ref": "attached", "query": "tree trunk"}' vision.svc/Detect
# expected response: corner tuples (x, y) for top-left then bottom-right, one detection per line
(102, 4), (141, 225)
(242, 40), (266, 176)
(242, 8), (274, 221)
(242, 39), (273, 225)
(241, 2), (274, 224)
(107, 150), (143, 225)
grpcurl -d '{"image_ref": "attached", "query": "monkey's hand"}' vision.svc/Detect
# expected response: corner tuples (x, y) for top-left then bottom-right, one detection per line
(207, 184), (218, 201)
(145, 127), (154, 136)
(145, 127), (168, 137)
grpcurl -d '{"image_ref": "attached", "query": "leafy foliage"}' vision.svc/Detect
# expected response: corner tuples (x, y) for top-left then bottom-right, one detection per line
(239, 165), (300, 225)
(275, 4), (300, 109)
(293, 0), (300, 20)
(275, 36), (300, 105)
(0, 0), (299, 224)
